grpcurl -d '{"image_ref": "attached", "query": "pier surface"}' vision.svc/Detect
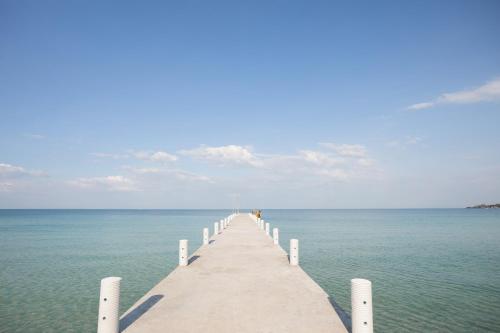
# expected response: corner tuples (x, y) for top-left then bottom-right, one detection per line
(120, 214), (348, 333)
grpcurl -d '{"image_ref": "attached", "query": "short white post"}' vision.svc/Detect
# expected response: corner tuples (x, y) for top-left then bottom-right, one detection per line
(273, 228), (279, 245)
(203, 228), (209, 245)
(221, 219), (225, 229)
(214, 222), (219, 235)
(97, 276), (121, 333)
(265, 223), (270, 236)
(351, 279), (373, 333)
(290, 239), (299, 265)
(179, 239), (188, 266)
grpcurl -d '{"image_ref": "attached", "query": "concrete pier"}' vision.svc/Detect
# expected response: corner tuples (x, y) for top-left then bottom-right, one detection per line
(119, 214), (348, 333)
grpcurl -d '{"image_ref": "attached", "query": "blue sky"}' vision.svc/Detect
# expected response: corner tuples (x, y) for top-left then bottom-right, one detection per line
(1, 0), (500, 208)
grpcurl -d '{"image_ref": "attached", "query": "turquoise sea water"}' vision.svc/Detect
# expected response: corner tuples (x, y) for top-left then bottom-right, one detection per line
(0, 209), (499, 332)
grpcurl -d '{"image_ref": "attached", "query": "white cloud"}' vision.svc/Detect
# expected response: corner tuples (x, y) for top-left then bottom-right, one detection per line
(298, 150), (344, 167)
(253, 144), (377, 183)
(91, 152), (129, 159)
(316, 169), (349, 181)
(132, 151), (178, 162)
(180, 145), (263, 167)
(24, 133), (45, 140)
(123, 166), (213, 183)
(150, 151), (178, 162)
(357, 158), (375, 167)
(0, 182), (14, 192)
(408, 78), (500, 110)
(125, 167), (162, 174)
(0, 163), (46, 177)
(172, 170), (213, 183)
(319, 143), (367, 157)
(405, 136), (423, 145)
(0, 163), (25, 175)
(386, 136), (424, 148)
(91, 150), (178, 162)
(68, 175), (137, 192)
(178, 143), (376, 182)
(407, 102), (434, 110)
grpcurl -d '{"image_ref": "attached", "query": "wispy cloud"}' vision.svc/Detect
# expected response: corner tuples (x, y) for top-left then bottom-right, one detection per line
(357, 158), (375, 167)
(0, 163), (27, 176)
(68, 175), (137, 192)
(131, 151), (178, 162)
(386, 136), (424, 148)
(298, 150), (344, 167)
(91, 150), (178, 162)
(180, 145), (263, 167)
(124, 166), (213, 183)
(408, 78), (500, 110)
(405, 136), (423, 144)
(0, 182), (14, 192)
(319, 143), (367, 157)
(172, 170), (213, 183)
(23, 133), (45, 140)
(176, 142), (378, 182)
(90, 152), (129, 160)
(0, 163), (47, 193)
(316, 168), (349, 181)
(0, 163), (46, 177)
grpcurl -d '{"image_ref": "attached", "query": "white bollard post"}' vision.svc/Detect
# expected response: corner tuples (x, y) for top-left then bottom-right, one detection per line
(97, 276), (121, 333)
(214, 222), (219, 235)
(179, 240), (188, 266)
(203, 228), (209, 245)
(290, 239), (299, 266)
(265, 223), (270, 236)
(273, 228), (279, 245)
(351, 279), (373, 333)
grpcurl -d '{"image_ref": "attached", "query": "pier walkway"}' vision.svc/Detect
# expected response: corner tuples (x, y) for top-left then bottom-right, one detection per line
(119, 214), (348, 333)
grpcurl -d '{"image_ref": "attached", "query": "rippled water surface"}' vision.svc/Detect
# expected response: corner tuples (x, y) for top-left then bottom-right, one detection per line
(1, 209), (499, 332)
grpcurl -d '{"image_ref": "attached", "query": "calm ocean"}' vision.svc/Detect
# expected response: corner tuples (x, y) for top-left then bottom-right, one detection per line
(0, 209), (499, 332)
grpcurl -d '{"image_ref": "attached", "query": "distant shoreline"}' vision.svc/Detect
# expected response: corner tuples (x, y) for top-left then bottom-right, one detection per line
(466, 203), (500, 209)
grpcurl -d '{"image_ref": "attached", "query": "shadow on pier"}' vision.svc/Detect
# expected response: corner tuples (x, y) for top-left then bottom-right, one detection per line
(120, 294), (164, 332)
(328, 297), (352, 333)
(188, 255), (201, 265)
